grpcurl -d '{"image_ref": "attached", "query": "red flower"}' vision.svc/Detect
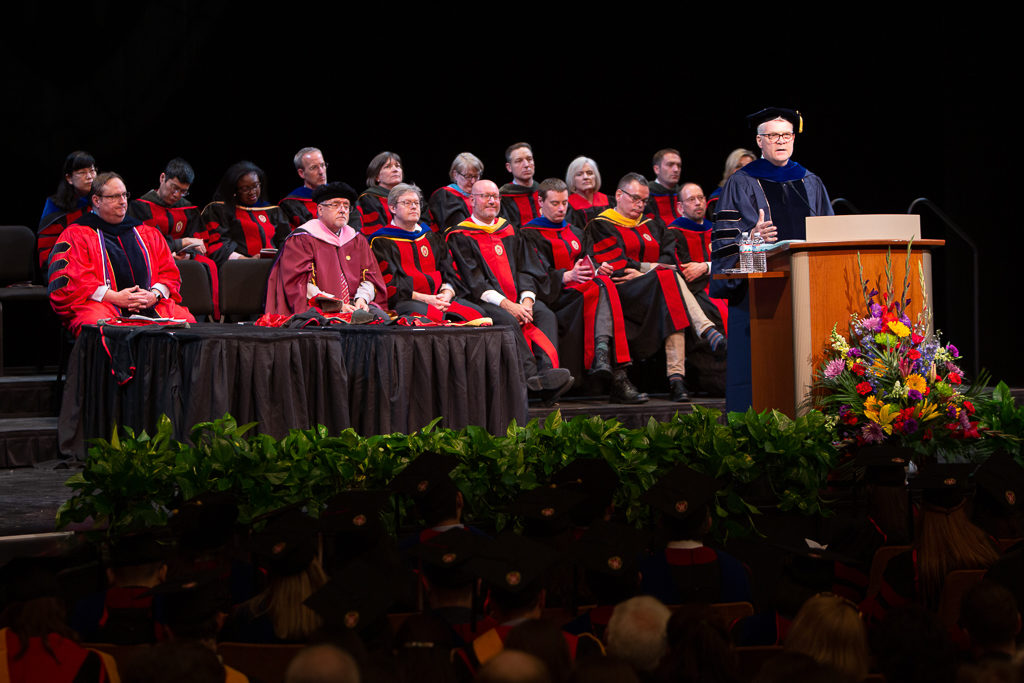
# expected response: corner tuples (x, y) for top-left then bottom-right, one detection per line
(851, 364), (866, 376)
(856, 382), (873, 395)
(907, 349), (921, 360)
(845, 415), (858, 425)
(947, 372), (962, 385)
(964, 400), (975, 414)
(911, 333), (924, 345)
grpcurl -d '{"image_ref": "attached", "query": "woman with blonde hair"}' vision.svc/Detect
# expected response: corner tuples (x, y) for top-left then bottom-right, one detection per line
(784, 593), (869, 682)
(706, 148), (756, 219)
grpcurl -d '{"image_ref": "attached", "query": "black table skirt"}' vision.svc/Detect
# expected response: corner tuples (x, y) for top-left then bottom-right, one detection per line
(59, 322), (527, 457)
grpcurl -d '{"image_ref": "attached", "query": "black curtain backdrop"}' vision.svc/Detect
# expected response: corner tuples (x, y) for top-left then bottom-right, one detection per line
(3, 6), (1015, 383)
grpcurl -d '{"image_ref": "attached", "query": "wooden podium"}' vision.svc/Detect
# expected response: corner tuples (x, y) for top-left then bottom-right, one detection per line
(718, 215), (943, 417)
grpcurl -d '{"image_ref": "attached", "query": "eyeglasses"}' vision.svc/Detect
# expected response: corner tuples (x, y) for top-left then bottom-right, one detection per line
(97, 191), (130, 201)
(320, 201), (350, 212)
(166, 183), (189, 197)
(472, 193), (499, 201)
(72, 167), (97, 178)
(456, 171), (480, 182)
(396, 200), (421, 208)
(237, 182), (261, 194)
(618, 189), (648, 205)
(758, 132), (795, 143)
(305, 162), (328, 171)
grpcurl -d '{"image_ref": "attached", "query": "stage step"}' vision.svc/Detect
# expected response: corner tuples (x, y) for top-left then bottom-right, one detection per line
(529, 396), (726, 428)
(0, 461), (76, 538)
(0, 373), (59, 418)
(0, 417), (60, 468)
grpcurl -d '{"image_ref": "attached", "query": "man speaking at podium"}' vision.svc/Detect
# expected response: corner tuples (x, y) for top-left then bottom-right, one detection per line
(710, 107), (834, 411)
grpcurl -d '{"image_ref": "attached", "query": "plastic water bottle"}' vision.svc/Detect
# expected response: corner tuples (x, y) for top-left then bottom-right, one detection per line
(739, 232), (753, 273)
(751, 231), (767, 272)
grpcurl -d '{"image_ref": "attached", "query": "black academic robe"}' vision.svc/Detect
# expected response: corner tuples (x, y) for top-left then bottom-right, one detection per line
(428, 185), (472, 233)
(200, 201), (291, 266)
(521, 216), (631, 374)
(446, 218), (560, 372)
(357, 186), (393, 237)
(280, 186), (365, 234)
(370, 224), (484, 322)
(128, 190), (203, 252)
(583, 209), (691, 358)
(644, 180), (681, 229)
(499, 181), (541, 228)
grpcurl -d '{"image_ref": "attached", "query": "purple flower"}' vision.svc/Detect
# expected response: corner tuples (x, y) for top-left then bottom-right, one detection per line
(959, 410), (971, 429)
(839, 405), (851, 417)
(824, 359), (846, 378)
(902, 418), (919, 434)
(908, 389), (922, 401)
(947, 344), (959, 357)
(847, 348), (861, 358)
(861, 422), (886, 444)
(870, 302), (882, 317)
(947, 404), (958, 419)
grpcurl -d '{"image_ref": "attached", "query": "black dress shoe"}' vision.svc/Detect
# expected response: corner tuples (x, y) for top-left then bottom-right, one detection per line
(609, 368), (648, 404)
(539, 370), (575, 406)
(669, 377), (690, 402)
(588, 346), (613, 380)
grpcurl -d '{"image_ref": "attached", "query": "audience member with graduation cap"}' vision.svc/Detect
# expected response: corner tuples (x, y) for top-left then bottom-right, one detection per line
(454, 532), (597, 676)
(549, 459), (620, 530)
(865, 463), (1000, 617)
(223, 506), (327, 643)
(408, 528), (498, 646)
(318, 489), (391, 575)
(0, 556), (120, 683)
(390, 452), (486, 546)
(639, 463), (751, 605)
(563, 520), (647, 642)
(971, 450), (1024, 541)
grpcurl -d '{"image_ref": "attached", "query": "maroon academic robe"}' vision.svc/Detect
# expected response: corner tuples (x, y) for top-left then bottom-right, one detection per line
(264, 219), (387, 315)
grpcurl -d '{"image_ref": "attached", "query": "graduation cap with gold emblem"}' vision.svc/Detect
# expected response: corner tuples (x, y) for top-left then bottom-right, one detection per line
(249, 505), (319, 578)
(389, 452), (463, 526)
(974, 452), (1024, 516)
(746, 107), (804, 133)
(911, 463), (976, 509)
(408, 527), (491, 589)
(852, 445), (912, 487)
(169, 491), (240, 553)
(507, 486), (588, 537)
(640, 463), (720, 522)
(550, 458), (619, 526)
(469, 532), (559, 598)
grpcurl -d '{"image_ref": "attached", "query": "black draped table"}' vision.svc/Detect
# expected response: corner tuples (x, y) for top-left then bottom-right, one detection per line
(59, 322), (527, 457)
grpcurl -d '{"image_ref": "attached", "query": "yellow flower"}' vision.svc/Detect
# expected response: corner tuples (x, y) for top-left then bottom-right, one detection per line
(915, 400), (941, 423)
(905, 374), (927, 393)
(888, 321), (910, 338)
(864, 398), (897, 434)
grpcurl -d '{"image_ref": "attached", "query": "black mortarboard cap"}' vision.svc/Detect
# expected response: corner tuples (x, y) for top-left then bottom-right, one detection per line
(912, 463), (976, 509)
(147, 571), (232, 628)
(304, 542), (410, 633)
(169, 492), (240, 552)
(974, 452), (1024, 515)
(746, 107), (804, 133)
(249, 506), (318, 577)
(319, 489), (389, 536)
(312, 182), (357, 205)
(572, 520), (648, 578)
(409, 528), (491, 589)
(551, 459), (618, 525)
(468, 532), (558, 595)
(853, 445), (911, 487)
(390, 452), (459, 499)
(507, 486), (588, 536)
(640, 463), (720, 521)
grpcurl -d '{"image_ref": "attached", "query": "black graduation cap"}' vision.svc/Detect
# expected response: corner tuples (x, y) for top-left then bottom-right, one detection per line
(409, 528), (491, 589)
(974, 452), (1024, 515)
(249, 506), (319, 578)
(640, 463), (720, 522)
(746, 107), (804, 133)
(507, 486), (588, 536)
(304, 543), (410, 633)
(853, 445), (911, 487)
(572, 520), (648, 579)
(468, 532), (559, 595)
(390, 452), (460, 500)
(551, 458), (618, 524)
(108, 531), (172, 568)
(319, 489), (390, 536)
(146, 570), (232, 629)
(169, 492), (240, 552)
(312, 181), (357, 205)
(912, 463), (976, 509)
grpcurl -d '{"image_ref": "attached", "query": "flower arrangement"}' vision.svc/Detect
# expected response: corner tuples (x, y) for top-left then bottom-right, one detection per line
(813, 245), (985, 455)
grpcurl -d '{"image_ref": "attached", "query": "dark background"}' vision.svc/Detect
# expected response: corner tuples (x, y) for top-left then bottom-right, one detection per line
(2, 6), (1014, 383)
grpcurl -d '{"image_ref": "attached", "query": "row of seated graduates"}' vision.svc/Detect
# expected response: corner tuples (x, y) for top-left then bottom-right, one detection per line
(5, 445), (1024, 682)
(34, 148), (727, 399)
